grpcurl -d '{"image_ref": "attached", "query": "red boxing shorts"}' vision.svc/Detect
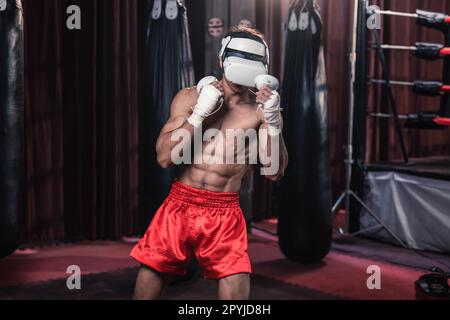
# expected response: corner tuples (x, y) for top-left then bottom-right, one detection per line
(130, 181), (252, 280)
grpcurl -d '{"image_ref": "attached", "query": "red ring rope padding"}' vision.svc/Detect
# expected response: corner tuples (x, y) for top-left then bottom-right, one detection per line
(442, 85), (450, 92)
(434, 117), (450, 126)
(445, 16), (450, 23)
(440, 47), (450, 56)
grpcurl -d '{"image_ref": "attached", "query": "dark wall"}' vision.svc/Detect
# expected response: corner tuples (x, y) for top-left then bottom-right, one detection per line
(23, 0), (141, 243)
(186, 0), (205, 81)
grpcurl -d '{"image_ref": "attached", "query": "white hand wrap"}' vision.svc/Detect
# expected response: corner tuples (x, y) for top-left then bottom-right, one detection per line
(263, 91), (282, 136)
(188, 85), (223, 128)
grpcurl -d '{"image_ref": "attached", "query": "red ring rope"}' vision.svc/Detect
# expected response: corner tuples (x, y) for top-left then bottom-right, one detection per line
(434, 117), (450, 126)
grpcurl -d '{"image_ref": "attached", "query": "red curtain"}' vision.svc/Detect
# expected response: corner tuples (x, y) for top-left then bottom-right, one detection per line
(24, 0), (65, 242)
(23, 0), (141, 243)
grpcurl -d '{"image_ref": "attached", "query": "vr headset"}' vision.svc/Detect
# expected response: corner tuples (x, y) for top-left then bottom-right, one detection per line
(219, 31), (270, 88)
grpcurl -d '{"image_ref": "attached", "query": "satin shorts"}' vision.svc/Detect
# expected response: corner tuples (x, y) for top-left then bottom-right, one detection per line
(130, 181), (252, 279)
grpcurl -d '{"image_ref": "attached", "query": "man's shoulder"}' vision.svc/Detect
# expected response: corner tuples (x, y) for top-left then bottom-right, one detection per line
(175, 86), (198, 101)
(171, 87), (198, 114)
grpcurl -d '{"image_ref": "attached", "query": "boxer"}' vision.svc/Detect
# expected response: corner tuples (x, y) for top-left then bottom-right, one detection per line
(131, 26), (288, 300)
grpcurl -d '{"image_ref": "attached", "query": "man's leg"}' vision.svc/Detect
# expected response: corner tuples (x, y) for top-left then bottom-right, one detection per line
(133, 265), (172, 300)
(218, 273), (250, 300)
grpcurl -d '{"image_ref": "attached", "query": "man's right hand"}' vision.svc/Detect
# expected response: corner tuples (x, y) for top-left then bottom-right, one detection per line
(188, 83), (223, 128)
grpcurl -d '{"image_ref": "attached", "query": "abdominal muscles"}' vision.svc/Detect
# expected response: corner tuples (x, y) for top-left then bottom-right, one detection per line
(178, 120), (258, 192)
(179, 163), (251, 193)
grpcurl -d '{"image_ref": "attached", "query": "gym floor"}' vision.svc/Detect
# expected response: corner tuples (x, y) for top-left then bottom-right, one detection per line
(1, 228), (448, 300)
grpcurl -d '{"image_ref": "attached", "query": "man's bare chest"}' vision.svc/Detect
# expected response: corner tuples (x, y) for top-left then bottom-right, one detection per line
(202, 105), (261, 134)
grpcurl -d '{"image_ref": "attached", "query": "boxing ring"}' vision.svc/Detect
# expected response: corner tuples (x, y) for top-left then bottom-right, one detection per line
(336, 1), (450, 253)
(361, 157), (450, 252)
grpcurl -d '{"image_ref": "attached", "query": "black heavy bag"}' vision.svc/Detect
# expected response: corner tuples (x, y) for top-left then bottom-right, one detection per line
(139, 0), (195, 233)
(279, 0), (332, 263)
(0, 0), (24, 258)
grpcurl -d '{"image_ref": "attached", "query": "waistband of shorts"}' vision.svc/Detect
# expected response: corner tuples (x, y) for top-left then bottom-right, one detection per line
(168, 181), (240, 208)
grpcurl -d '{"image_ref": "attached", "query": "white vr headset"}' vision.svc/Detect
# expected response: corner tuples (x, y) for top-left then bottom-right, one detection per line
(219, 32), (270, 88)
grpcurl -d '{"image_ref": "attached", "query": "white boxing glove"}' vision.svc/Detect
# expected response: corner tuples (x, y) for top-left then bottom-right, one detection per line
(188, 84), (223, 128)
(197, 76), (218, 94)
(262, 91), (282, 136)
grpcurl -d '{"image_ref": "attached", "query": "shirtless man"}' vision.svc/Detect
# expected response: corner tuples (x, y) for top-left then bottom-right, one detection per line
(130, 27), (288, 300)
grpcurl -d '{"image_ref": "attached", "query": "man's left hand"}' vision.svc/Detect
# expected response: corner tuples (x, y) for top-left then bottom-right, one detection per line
(256, 86), (281, 136)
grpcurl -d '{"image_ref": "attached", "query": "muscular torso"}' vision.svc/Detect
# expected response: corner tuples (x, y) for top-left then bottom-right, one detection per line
(178, 89), (263, 193)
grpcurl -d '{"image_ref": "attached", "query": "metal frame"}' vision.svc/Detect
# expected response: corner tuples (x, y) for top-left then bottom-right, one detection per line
(332, 0), (408, 248)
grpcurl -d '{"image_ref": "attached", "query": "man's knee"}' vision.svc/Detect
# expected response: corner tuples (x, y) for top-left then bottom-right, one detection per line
(133, 265), (172, 300)
(219, 273), (251, 300)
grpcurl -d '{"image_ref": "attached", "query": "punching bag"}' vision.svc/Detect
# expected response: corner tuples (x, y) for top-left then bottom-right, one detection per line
(139, 0), (195, 232)
(0, 0), (24, 258)
(279, 0), (332, 263)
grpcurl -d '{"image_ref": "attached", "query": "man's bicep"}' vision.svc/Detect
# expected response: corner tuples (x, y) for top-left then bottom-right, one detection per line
(171, 88), (197, 117)
(159, 115), (189, 135)
(160, 88), (197, 135)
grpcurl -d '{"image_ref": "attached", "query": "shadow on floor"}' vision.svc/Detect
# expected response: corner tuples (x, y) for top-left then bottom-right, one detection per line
(0, 267), (341, 300)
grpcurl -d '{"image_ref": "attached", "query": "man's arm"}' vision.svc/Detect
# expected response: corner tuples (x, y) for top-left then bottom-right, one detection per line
(156, 82), (224, 168)
(259, 118), (289, 182)
(156, 88), (197, 168)
(256, 86), (288, 181)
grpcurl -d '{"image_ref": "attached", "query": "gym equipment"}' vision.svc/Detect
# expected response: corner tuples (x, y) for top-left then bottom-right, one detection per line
(370, 8), (450, 32)
(368, 4), (450, 132)
(371, 27), (409, 162)
(219, 32), (270, 88)
(371, 112), (449, 130)
(370, 79), (450, 97)
(415, 267), (450, 300)
(139, 0), (195, 233)
(435, 117), (450, 126)
(0, 0), (24, 258)
(405, 112), (449, 129)
(337, 1), (450, 244)
(279, 0), (333, 263)
(196, 76), (218, 93)
(139, 0), (195, 283)
(255, 75), (279, 91)
(332, 0), (407, 245)
(367, 13), (450, 129)
(441, 19), (450, 118)
(375, 42), (450, 61)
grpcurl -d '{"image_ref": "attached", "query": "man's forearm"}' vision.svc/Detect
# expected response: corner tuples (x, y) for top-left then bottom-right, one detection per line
(156, 120), (195, 168)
